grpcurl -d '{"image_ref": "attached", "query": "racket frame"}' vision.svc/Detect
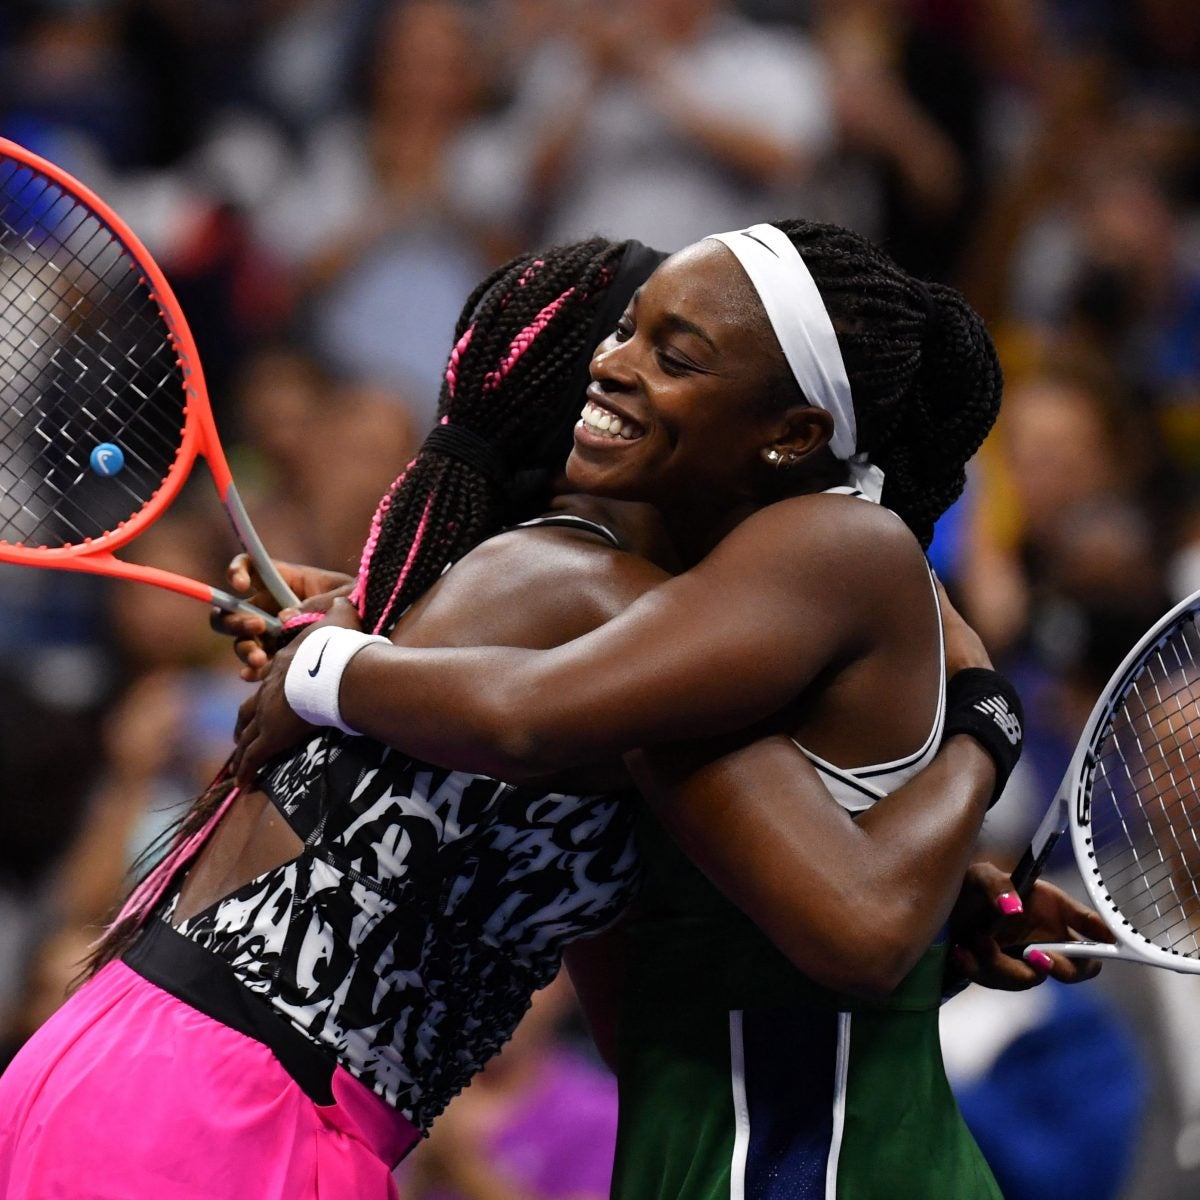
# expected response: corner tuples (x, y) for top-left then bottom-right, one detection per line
(0, 137), (298, 630)
(1013, 586), (1200, 974)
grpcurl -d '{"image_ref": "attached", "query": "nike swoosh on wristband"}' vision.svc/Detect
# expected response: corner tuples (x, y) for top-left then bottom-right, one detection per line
(308, 640), (329, 678)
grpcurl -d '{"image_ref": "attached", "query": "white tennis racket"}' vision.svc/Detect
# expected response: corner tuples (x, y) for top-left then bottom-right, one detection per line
(1012, 587), (1200, 973)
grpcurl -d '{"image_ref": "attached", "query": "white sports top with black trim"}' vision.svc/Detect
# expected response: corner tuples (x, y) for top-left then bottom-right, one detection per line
(158, 515), (640, 1132)
(791, 486), (946, 812)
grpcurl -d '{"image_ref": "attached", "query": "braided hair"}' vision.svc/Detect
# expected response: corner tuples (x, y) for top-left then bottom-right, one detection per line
(773, 219), (1002, 548)
(350, 236), (656, 636)
(80, 236), (663, 981)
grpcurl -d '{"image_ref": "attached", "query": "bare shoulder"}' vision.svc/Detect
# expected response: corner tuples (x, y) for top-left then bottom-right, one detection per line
(392, 525), (669, 651)
(707, 492), (924, 589)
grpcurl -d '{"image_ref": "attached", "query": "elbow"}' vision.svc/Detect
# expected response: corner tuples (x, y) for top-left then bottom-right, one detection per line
(777, 916), (923, 1002)
(805, 951), (911, 1003)
(484, 721), (567, 782)
(482, 675), (584, 781)
(477, 695), (578, 782)
(829, 949), (916, 1002)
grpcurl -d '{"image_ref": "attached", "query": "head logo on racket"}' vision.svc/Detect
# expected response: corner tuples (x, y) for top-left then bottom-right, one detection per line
(90, 443), (125, 476)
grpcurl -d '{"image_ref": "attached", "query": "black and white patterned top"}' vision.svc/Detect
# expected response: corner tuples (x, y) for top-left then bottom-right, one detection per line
(161, 519), (640, 1130)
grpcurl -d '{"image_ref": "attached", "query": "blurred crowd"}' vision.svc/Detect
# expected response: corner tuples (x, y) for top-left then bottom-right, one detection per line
(0, 0), (1196, 1197)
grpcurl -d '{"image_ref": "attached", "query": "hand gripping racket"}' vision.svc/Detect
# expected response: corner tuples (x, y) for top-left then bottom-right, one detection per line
(1012, 588), (1200, 973)
(0, 137), (297, 632)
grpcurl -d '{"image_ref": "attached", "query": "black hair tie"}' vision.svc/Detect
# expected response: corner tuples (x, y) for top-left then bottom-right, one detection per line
(943, 667), (1025, 809)
(423, 424), (510, 492)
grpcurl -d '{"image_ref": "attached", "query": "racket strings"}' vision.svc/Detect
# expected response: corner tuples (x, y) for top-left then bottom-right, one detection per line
(0, 159), (188, 547)
(1088, 616), (1200, 958)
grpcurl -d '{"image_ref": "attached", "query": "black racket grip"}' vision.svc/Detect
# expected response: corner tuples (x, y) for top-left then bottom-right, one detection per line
(1010, 831), (1063, 900)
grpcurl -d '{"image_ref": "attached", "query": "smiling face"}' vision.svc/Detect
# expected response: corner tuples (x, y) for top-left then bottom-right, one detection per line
(567, 240), (822, 525)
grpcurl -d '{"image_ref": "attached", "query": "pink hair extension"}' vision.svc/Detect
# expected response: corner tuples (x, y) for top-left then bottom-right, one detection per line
(281, 610), (324, 632)
(483, 286), (576, 392)
(445, 325), (474, 398)
(350, 456), (422, 612)
(516, 260), (544, 288)
(97, 784), (242, 945)
(371, 491), (435, 634)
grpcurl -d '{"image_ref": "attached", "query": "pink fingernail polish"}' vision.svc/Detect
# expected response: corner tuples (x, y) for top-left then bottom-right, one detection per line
(1027, 949), (1054, 972)
(997, 892), (1023, 916)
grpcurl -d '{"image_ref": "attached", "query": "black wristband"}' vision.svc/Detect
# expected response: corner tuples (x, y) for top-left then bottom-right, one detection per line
(943, 667), (1024, 808)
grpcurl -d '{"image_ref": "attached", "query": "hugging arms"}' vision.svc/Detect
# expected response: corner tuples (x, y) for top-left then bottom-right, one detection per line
(223, 504), (1106, 1005)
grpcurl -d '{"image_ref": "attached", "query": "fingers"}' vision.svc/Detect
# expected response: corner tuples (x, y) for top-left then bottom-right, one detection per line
(1026, 948), (1102, 985)
(210, 604), (270, 639)
(235, 690), (259, 742)
(954, 935), (1052, 992)
(1020, 879), (1116, 947)
(227, 553), (256, 594)
(231, 703), (263, 786)
(233, 737), (259, 789)
(1050, 889), (1116, 945)
(237, 641), (271, 682)
(968, 862), (1022, 911)
(231, 557), (354, 606)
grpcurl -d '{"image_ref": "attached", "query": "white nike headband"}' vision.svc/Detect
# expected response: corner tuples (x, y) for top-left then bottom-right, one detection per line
(705, 224), (885, 502)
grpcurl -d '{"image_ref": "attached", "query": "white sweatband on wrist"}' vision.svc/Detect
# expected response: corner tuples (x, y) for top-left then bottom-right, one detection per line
(284, 626), (390, 735)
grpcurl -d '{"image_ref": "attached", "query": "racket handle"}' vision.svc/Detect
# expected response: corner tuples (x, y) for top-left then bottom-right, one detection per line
(1011, 788), (1069, 899)
(211, 588), (283, 638)
(1011, 838), (1058, 899)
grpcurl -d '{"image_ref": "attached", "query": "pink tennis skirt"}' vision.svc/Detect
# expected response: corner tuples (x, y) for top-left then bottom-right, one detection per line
(0, 956), (421, 1199)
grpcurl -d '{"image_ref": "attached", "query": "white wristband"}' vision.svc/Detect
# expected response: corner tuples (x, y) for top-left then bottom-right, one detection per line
(284, 626), (389, 735)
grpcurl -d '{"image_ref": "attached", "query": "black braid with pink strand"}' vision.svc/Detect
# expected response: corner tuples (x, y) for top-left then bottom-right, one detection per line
(351, 237), (635, 637)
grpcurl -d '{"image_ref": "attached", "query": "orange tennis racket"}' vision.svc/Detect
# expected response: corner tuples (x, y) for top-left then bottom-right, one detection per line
(0, 137), (297, 633)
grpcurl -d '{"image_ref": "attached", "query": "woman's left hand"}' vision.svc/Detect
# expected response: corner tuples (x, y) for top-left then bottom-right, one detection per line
(231, 599), (365, 787)
(946, 861), (1114, 991)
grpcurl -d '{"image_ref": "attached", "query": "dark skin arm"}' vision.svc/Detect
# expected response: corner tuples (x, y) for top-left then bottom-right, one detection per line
(569, 575), (1103, 1008)
(233, 493), (929, 784)
(627, 731), (1107, 999)
(178, 528), (668, 925)
(628, 730), (993, 998)
(564, 727), (1105, 1049)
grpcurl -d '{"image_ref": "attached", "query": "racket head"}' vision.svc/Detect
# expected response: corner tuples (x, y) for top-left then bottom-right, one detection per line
(0, 137), (232, 563)
(1067, 589), (1200, 974)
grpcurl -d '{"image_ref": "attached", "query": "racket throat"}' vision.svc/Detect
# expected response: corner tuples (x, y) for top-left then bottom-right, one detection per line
(222, 483), (300, 611)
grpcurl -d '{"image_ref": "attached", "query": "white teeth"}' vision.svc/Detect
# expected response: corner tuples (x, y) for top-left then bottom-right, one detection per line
(578, 400), (642, 441)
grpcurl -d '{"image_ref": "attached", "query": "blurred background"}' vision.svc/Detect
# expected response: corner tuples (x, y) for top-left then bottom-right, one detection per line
(0, 0), (1195, 1196)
